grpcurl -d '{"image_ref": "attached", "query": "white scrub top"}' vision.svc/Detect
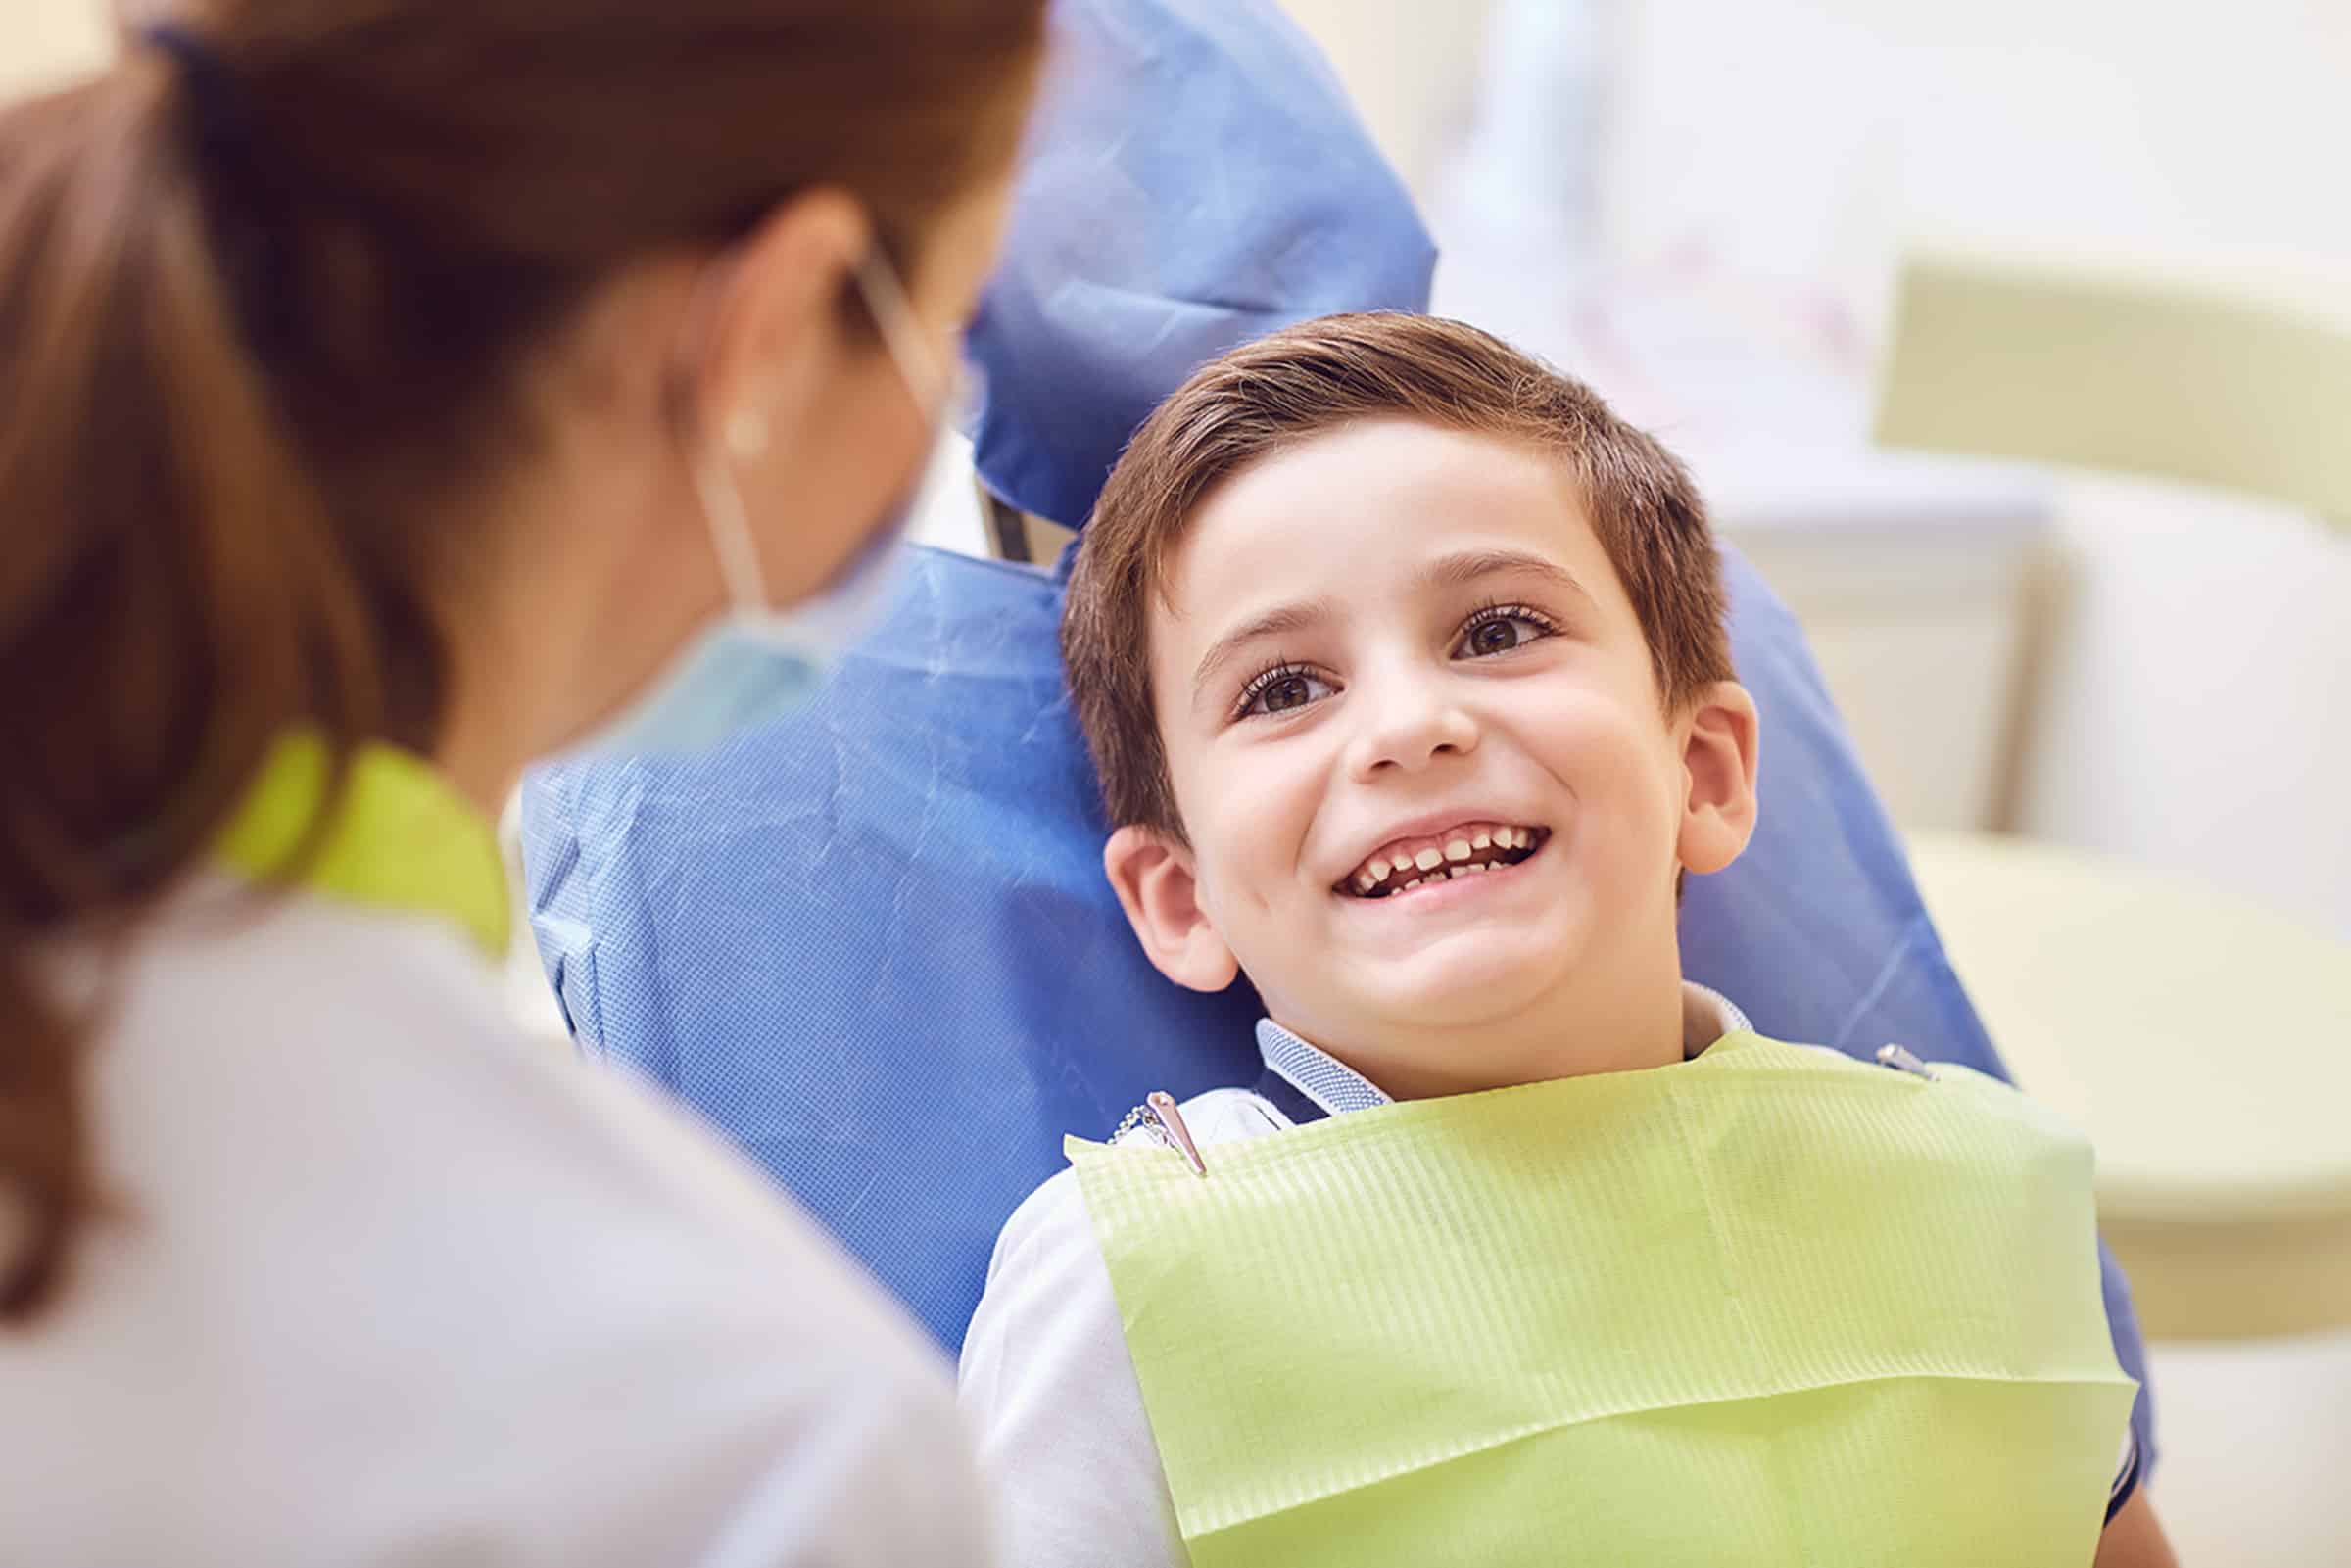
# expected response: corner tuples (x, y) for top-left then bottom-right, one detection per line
(0, 738), (993, 1567)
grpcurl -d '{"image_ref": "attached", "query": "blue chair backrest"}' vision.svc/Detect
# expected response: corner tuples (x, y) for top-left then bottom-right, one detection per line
(965, 0), (1435, 524)
(520, 0), (2151, 1462)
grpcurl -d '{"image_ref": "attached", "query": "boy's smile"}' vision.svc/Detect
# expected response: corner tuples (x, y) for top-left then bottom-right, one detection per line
(1105, 416), (1758, 1099)
(1337, 818), (1548, 898)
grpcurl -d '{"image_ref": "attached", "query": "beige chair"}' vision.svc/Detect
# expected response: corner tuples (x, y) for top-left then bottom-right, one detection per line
(1876, 248), (2351, 1339)
(1876, 248), (2351, 528)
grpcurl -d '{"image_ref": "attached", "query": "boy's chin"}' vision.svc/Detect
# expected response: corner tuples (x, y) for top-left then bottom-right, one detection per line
(1349, 940), (1574, 1028)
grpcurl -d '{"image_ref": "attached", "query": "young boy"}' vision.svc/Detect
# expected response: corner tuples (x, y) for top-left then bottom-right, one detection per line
(958, 313), (2171, 1567)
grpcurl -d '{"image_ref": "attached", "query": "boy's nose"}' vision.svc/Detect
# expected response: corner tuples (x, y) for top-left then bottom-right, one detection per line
(1346, 675), (1480, 780)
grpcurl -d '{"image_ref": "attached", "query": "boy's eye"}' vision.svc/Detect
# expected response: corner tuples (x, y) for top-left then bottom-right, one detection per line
(1237, 664), (1336, 718)
(1456, 605), (1557, 659)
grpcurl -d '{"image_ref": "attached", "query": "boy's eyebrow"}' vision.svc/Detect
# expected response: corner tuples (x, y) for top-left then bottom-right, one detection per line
(1422, 547), (1599, 607)
(1191, 599), (1336, 707)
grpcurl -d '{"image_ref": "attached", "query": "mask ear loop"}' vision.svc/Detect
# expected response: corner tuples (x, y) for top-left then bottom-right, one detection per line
(852, 247), (955, 419)
(659, 257), (778, 616)
(692, 440), (774, 616)
(851, 247), (981, 562)
(676, 244), (953, 620)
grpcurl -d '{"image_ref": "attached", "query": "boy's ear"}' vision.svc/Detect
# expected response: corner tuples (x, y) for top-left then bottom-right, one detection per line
(1677, 681), (1761, 878)
(1103, 826), (1240, 993)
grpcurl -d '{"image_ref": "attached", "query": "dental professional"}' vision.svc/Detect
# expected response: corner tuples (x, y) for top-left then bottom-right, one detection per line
(0, 2), (1042, 1562)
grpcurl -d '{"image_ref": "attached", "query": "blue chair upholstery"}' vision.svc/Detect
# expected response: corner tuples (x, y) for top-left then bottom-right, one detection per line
(519, 0), (2151, 1465)
(966, 0), (1435, 525)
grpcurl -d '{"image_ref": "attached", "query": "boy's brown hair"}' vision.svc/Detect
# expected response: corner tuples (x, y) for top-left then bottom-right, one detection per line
(1061, 311), (1734, 836)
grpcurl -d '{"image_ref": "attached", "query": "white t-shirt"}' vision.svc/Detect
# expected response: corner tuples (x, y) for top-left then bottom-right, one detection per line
(0, 889), (995, 1567)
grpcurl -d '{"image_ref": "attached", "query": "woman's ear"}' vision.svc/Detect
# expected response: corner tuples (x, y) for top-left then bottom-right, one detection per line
(1103, 826), (1241, 993)
(691, 187), (871, 462)
(1677, 681), (1761, 878)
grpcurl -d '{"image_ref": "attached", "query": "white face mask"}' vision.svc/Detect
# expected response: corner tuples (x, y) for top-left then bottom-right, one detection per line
(568, 250), (955, 761)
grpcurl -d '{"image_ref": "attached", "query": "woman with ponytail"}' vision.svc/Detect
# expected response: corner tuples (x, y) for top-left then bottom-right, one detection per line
(0, 2), (1041, 1560)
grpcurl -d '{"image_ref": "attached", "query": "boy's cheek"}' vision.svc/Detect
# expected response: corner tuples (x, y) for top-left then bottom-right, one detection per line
(1187, 777), (1316, 902)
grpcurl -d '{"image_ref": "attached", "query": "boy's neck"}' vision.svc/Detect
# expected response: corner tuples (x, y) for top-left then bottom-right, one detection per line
(1277, 967), (1696, 1104)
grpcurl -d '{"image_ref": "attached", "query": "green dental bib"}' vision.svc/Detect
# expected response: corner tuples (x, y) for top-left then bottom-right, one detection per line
(1070, 1034), (2135, 1567)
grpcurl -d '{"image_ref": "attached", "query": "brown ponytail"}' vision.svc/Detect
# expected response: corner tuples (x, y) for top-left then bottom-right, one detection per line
(0, 0), (1043, 1323)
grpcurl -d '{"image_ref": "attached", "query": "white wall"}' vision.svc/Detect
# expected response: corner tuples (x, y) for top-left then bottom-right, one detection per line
(1609, 0), (2351, 309)
(1274, 0), (1496, 198)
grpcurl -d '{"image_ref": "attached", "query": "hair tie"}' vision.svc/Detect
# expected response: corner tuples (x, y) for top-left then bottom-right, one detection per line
(141, 22), (294, 360)
(142, 23), (254, 165)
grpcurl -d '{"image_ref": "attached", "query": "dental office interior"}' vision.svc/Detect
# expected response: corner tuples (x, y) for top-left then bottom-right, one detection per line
(12, 0), (2345, 1561)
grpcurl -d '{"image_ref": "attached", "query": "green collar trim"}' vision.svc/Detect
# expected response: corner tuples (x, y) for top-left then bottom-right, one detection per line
(215, 733), (510, 958)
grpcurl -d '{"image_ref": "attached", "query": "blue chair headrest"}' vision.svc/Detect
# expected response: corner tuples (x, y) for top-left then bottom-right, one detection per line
(965, 0), (1437, 526)
(519, 0), (2150, 1465)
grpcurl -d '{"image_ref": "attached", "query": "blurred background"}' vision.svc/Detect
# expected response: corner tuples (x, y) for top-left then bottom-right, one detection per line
(9, 1), (2346, 1559)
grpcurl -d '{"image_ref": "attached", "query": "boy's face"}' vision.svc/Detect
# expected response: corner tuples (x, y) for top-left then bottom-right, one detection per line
(1105, 418), (1758, 1095)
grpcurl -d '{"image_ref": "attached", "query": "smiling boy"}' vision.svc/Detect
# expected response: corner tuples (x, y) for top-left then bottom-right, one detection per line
(958, 313), (2170, 1567)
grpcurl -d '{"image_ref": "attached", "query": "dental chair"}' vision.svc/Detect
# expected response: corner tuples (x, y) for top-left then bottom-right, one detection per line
(518, 0), (2155, 1467)
(1878, 248), (2351, 1339)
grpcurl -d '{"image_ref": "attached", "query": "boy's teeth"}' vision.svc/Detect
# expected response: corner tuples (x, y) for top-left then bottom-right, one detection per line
(1343, 822), (1547, 896)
